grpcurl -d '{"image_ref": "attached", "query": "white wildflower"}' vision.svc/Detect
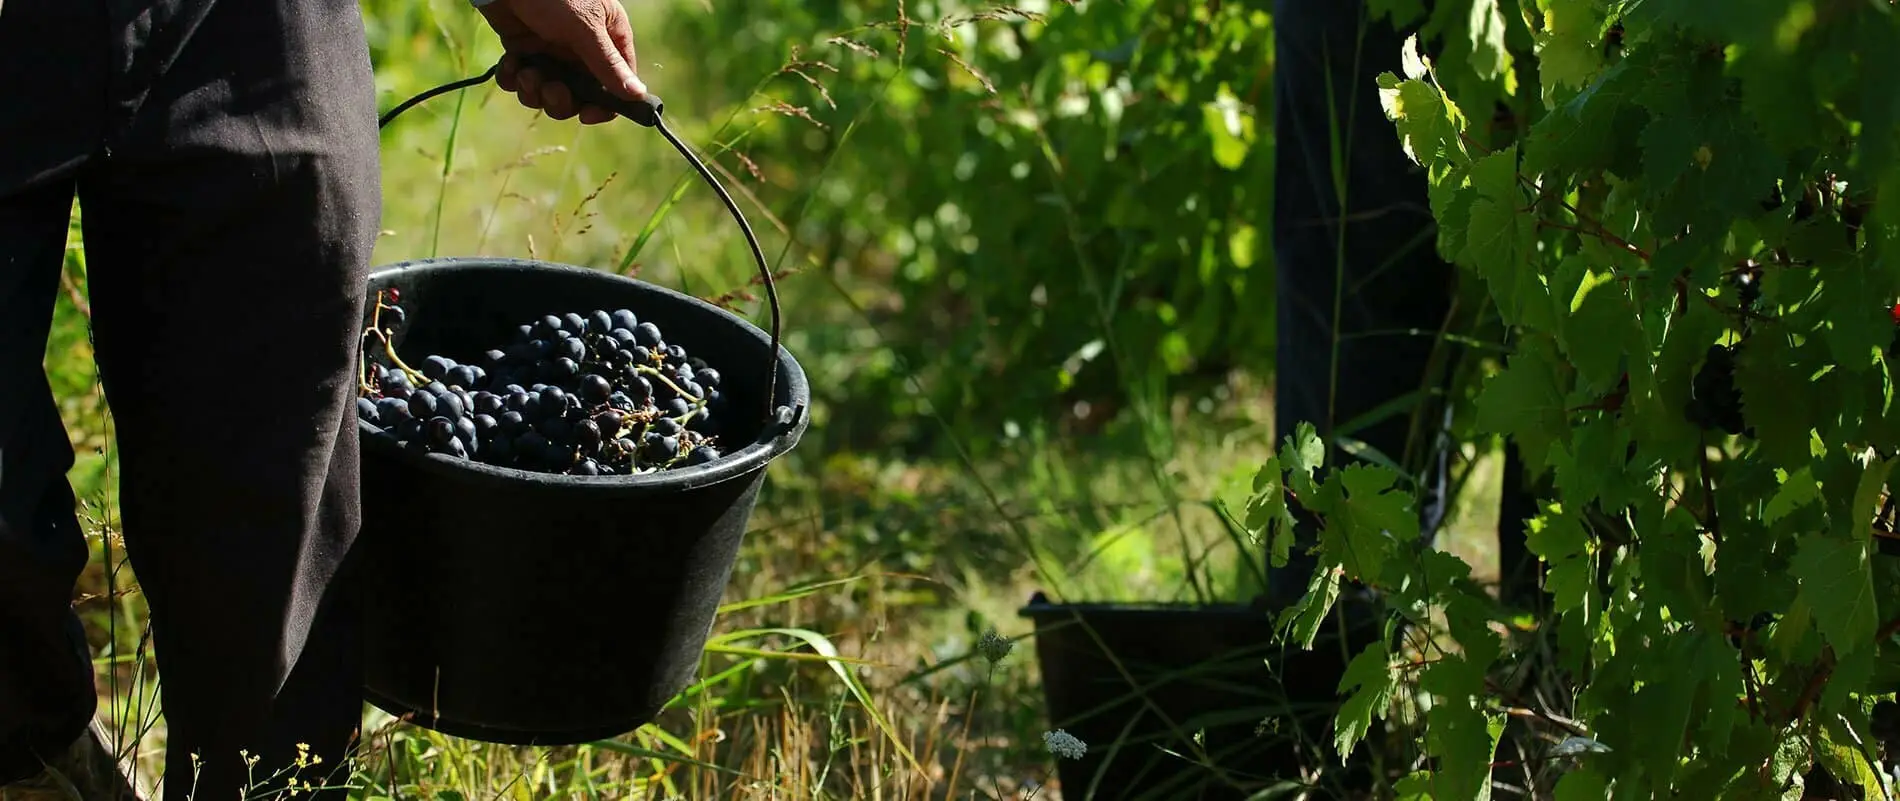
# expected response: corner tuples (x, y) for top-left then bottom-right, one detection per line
(1043, 729), (1087, 760)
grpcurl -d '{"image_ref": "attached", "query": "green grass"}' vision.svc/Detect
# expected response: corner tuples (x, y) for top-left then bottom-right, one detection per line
(39, 2), (1520, 798)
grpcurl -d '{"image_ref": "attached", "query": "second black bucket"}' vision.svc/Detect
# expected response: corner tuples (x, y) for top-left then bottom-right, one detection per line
(1019, 594), (1384, 800)
(356, 257), (809, 745)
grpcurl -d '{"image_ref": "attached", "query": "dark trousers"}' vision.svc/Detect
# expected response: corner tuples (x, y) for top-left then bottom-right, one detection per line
(1268, 0), (1541, 609)
(0, 2), (378, 798)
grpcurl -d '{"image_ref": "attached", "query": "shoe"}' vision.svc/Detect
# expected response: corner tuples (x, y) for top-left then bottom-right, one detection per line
(0, 719), (141, 801)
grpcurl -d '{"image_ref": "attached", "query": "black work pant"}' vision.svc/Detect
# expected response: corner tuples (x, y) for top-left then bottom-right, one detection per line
(1268, 0), (1541, 609)
(1, 2), (378, 798)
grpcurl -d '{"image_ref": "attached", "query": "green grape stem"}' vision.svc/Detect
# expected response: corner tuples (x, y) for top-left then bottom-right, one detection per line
(633, 364), (703, 404)
(366, 327), (429, 388)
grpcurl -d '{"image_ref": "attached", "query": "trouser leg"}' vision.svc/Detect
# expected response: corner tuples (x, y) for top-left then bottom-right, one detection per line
(0, 0), (115, 786)
(0, 180), (101, 787)
(1268, 0), (1457, 606)
(73, 1), (381, 798)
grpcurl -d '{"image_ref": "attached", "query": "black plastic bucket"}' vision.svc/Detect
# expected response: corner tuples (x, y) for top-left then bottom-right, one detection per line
(1018, 594), (1382, 800)
(355, 257), (809, 744)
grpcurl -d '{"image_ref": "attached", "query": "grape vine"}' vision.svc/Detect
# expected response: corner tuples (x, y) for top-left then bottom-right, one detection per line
(1251, 1), (1900, 798)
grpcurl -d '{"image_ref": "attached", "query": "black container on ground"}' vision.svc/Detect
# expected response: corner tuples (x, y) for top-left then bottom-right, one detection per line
(1018, 594), (1382, 801)
(355, 257), (809, 745)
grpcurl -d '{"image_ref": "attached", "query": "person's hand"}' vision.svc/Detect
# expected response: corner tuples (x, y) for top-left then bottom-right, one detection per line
(479, 0), (649, 125)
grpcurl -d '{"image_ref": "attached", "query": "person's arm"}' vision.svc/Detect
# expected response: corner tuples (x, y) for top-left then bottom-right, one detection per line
(474, 0), (649, 125)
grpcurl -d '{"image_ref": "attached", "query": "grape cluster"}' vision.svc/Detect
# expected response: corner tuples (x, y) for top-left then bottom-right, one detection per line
(355, 288), (731, 476)
(1684, 343), (1749, 437)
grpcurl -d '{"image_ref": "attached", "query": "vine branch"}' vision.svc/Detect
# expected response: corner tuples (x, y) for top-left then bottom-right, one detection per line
(1784, 615), (1900, 724)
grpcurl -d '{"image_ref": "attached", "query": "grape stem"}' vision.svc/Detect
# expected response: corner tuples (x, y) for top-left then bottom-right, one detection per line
(357, 290), (391, 394)
(633, 364), (703, 404)
(366, 327), (430, 387)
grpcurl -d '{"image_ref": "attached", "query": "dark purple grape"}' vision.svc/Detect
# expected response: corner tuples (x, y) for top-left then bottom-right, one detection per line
(611, 309), (639, 331)
(611, 329), (638, 349)
(397, 417), (424, 442)
(539, 416), (572, 441)
(580, 374), (612, 404)
(665, 345), (687, 363)
(515, 323), (535, 342)
(446, 365), (476, 389)
(551, 357), (580, 381)
(687, 446), (721, 466)
(500, 410), (527, 434)
(535, 315), (564, 338)
(630, 376), (656, 404)
(652, 418), (683, 437)
(561, 312), (587, 334)
(474, 392), (504, 416)
(573, 458), (600, 476)
(575, 418), (603, 452)
(473, 413), (499, 436)
(375, 397), (411, 422)
(517, 431), (549, 456)
(665, 397), (691, 418)
(559, 337), (586, 363)
(587, 310), (614, 335)
(695, 368), (721, 389)
(422, 355), (455, 381)
(436, 391), (465, 420)
(409, 391), (440, 418)
(484, 348), (508, 366)
(356, 397), (382, 426)
(595, 409), (625, 434)
(630, 345), (654, 364)
(454, 416), (478, 447)
(381, 367), (413, 391)
(634, 322), (663, 347)
(427, 417), (457, 448)
(484, 435), (514, 463)
(641, 433), (679, 462)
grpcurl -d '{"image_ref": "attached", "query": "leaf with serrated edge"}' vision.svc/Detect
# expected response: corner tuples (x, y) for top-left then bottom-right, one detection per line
(1764, 466), (1821, 525)
(1334, 641), (1394, 763)
(1792, 535), (1878, 657)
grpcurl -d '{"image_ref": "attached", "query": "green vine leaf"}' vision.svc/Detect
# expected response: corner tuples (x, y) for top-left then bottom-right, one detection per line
(1791, 534), (1879, 658)
(1335, 641), (1396, 763)
(1475, 336), (1569, 473)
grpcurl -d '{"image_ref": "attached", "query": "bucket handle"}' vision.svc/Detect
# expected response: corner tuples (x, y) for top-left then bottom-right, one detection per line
(378, 54), (794, 432)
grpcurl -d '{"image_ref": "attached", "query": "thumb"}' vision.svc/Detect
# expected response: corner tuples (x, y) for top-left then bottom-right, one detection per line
(575, 3), (646, 99)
